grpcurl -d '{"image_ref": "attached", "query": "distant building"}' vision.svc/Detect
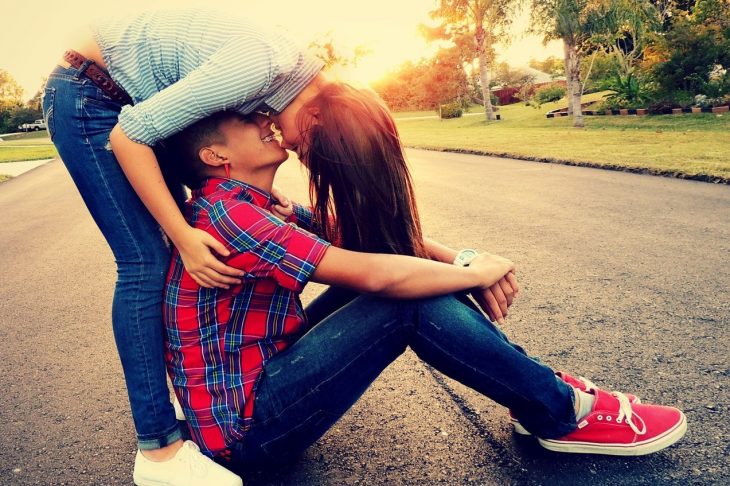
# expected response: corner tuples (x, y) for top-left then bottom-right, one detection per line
(491, 66), (566, 105)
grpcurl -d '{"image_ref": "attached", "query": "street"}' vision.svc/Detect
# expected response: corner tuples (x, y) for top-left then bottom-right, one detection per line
(0, 150), (728, 485)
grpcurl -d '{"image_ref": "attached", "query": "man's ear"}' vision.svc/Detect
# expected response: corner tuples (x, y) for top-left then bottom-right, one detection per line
(198, 147), (228, 168)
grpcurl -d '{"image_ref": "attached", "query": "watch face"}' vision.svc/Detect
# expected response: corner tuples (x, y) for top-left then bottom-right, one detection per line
(456, 249), (479, 266)
(461, 249), (478, 259)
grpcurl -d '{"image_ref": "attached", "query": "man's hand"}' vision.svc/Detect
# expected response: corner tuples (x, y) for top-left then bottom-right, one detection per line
(471, 271), (520, 325)
(270, 185), (293, 221)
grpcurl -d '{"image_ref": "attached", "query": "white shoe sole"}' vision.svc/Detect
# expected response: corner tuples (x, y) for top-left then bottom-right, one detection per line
(537, 412), (687, 456)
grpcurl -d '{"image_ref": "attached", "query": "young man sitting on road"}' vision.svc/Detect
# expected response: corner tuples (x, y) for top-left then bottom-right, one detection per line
(155, 110), (687, 481)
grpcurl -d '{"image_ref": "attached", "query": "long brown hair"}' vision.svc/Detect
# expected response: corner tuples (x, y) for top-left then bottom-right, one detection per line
(299, 83), (427, 258)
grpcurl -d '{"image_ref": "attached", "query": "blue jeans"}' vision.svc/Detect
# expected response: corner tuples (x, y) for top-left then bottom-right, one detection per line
(232, 289), (577, 466)
(44, 64), (184, 449)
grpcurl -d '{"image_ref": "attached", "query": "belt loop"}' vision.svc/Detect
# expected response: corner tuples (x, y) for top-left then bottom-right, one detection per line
(74, 59), (95, 80)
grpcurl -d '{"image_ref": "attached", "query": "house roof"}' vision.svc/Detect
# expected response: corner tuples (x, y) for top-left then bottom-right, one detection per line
(491, 65), (567, 90)
(521, 65), (566, 84)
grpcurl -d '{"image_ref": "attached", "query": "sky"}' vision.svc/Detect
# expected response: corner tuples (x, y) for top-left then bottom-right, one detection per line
(2, 0), (563, 101)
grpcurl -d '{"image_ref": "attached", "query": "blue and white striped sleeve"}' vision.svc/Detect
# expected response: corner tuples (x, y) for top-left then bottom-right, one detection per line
(117, 35), (320, 145)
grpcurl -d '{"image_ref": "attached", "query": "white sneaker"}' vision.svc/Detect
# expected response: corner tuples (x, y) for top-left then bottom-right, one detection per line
(133, 440), (242, 486)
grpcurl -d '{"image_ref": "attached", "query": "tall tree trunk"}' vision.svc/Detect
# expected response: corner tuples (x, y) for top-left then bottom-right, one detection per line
(565, 40), (584, 128)
(476, 25), (495, 121)
(562, 39), (573, 116)
(479, 50), (495, 121)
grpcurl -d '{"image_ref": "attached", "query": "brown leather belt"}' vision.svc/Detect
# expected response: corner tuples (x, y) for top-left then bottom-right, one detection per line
(63, 49), (133, 105)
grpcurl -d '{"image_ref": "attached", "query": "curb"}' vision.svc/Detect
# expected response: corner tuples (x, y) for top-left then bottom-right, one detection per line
(546, 105), (730, 118)
(405, 146), (730, 185)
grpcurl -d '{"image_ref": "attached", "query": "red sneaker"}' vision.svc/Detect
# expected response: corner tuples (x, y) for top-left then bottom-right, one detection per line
(556, 372), (640, 404)
(510, 372), (640, 435)
(538, 389), (687, 456)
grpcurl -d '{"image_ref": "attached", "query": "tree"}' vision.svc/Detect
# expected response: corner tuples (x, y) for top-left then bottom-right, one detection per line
(595, 0), (661, 107)
(430, 0), (518, 121)
(531, 0), (607, 127)
(424, 46), (471, 108)
(309, 32), (371, 70)
(494, 62), (539, 87)
(529, 56), (566, 78)
(372, 61), (432, 111)
(579, 49), (618, 92)
(649, 0), (730, 98)
(0, 70), (24, 133)
(372, 47), (469, 111)
(0, 70), (23, 109)
(26, 77), (47, 113)
(8, 107), (40, 129)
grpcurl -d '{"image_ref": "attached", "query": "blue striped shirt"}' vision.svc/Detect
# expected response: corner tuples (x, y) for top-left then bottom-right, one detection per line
(91, 8), (323, 145)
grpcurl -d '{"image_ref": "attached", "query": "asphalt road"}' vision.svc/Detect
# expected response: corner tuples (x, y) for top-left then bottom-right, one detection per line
(1, 151), (728, 485)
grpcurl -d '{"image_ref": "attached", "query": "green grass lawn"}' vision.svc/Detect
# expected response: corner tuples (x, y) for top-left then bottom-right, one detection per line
(0, 131), (57, 163)
(0, 131), (52, 142)
(395, 92), (730, 181)
(0, 146), (58, 163)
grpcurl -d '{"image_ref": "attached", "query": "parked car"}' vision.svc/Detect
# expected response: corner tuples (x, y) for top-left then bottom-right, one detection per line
(18, 119), (47, 132)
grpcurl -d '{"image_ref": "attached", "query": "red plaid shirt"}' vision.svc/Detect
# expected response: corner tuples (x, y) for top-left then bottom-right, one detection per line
(163, 178), (330, 457)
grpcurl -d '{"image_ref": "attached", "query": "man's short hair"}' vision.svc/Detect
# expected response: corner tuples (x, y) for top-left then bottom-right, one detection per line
(160, 111), (245, 189)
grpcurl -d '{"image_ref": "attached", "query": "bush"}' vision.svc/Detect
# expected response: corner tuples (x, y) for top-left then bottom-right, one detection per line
(693, 94), (728, 108)
(598, 97), (625, 111)
(534, 84), (566, 104)
(645, 91), (694, 113)
(600, 71), (656, 109)
(438, 102), (463, 119)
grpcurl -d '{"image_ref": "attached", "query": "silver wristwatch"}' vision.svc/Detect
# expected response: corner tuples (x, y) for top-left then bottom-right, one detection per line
(453, 249), (478, 267)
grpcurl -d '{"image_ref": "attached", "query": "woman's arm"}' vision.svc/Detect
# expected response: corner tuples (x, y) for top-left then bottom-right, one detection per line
(424, 237), (459, 263)
(424, 237), (519, 324)
(109, 125), (245, 288)
(311, 245), (514, 299)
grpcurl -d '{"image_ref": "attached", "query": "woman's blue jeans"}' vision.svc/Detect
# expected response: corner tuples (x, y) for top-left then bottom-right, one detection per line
(43, 64), (183, 449)
(233, 289), (577, 466)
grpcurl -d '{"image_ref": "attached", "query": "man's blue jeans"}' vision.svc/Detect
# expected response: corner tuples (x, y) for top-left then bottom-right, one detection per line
(233, 289), (577, 466)
(44, 64), (183, 449)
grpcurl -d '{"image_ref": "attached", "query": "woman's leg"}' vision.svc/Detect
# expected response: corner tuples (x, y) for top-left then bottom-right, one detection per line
(44, 65), (181, 449)
(232, 294), (574, 466)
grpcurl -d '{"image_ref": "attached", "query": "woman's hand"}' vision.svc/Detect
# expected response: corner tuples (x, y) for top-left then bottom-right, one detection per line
(468, 252), (516, 292)
(176, 227), (245, 289)
(471, 271), (520, 325)
(270, 185), (293, 221)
